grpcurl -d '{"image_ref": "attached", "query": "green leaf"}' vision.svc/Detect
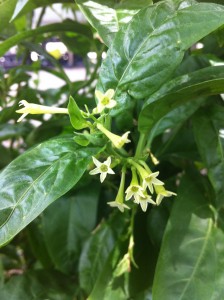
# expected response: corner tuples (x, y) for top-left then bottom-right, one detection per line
(98, 1), (224, 116)
(153, 174), (216, 300)
(0, 19), (92, 57)
(0, 0), (17, 33)
(74, 134), (90, 146)
(79, 222), (116, 294)
(76, 0), (153, 46)
(87, 213), (128, 300)
(193, 108), (224, 207)
(139, 66), (224, 133)
(0, 136), (100, 247)
(42, 183), (100, 274)
(26, 220), (53, 269)
(211, 226), (224, 300)
(68, 96), (88, 130)
(0, 270), (75, 300)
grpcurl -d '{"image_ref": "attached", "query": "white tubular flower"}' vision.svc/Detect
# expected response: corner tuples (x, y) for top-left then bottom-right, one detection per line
(134, 193), (156, 212)
(94, 89), (117, 113)
(16, 100), (68, 122)
(97, 123), (130, 149)
(155, 185), (177, 205)
(129, 160), (163, 194)
(89, 156), (115, 183)
(125, 167), (145, 202)
(107, 167), (130, 213)
(107, 201), (130, 213)
(142, 171), (164, 193)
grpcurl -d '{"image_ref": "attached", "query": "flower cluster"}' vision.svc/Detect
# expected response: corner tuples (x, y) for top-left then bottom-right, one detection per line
(16, 89), (176, 213)
(89, 156), (176, 213)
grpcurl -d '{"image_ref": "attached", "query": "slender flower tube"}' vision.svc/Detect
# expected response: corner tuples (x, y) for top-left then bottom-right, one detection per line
(108, 167), (130, 212)
(89, 156), (115, 183)
(93, 89), (117, 113)
(125, 167), (145, 202)
(16, 100), (68, 122)
(155, 185), (177, 205)
(97, 123), (130, 149)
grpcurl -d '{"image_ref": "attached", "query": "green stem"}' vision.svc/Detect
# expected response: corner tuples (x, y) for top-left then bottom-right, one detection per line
(135, 132), (147, 158)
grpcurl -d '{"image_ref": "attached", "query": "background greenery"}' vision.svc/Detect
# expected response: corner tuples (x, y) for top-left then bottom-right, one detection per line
(0, 0), (224, 299)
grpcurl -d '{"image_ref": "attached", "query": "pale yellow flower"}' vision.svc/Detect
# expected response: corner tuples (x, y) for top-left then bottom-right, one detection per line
(16, 100), (68, 122)
(89, 156), (115, 183)
(125, 167), (145, 202)
(142, 171), (164, 193)
(107, 167), (130, 212)
(97, 123), (130, 149)
(155, 185), (177, 205)
(107, 201), (130, 212)
(134, 193), (156, 212)
(94, 89), (117, 113)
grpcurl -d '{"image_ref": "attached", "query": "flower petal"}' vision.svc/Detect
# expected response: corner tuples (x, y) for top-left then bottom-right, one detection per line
(105, 89), (115, 99)
(95, 90), (104, 102)
(100, 172), (107, 183)
(152, 178), (164, 185)
(139, 200), (148, 212)
(105, 156), (111, 166)
(106, 99), (117, 109)
(89, 167), (100, 175)
(107, 168), (115, 175)
(92, 156), (101, 167)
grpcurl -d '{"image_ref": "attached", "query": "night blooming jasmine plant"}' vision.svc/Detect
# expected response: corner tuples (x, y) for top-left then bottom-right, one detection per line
(1, 1), (224, 297)
(15, 88), (176, 213)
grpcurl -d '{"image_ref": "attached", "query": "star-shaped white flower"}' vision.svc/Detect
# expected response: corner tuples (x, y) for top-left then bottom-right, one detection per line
(142, 171), (164, 193)
(93, 89), (117, 114)
(156, 189), (177, 205)
(107, 201), (130, 212)
(125, 184), (145, 202)
(134, 193), (156, 212)
(155, 185), (177, 205)
(16, 100), (68, 122)
(89, 156), (115, 183)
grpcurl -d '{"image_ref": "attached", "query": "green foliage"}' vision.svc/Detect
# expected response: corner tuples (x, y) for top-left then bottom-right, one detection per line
(0, 0), (224, 299)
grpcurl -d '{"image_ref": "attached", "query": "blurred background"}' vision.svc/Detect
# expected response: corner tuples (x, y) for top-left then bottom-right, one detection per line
(0, 2), (106, 166)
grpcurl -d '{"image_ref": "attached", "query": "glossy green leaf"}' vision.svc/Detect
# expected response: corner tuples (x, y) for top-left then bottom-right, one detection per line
(0, 136), (100, 247)
(76, 0), (153, 46)
(79, 212), (127, 295)
(0, 0), (17, 33)
(73, 134), (90, 146)
(211, 226), (224, 300)
(98, 1), (224, 116)
(0, 20), (92, 57)
(42, 183), (100, 274)
(146, 98), (205, 143)
(26, 220), (53, 269)
(153, 174), (222, 300)
(79, 222), (115, 294)
(153, 174), (217, 300)
(139, 66), (224, 133)
(87, 213), (128, 300)
(193, 109), (224, 207)
(68, 96), (88, 130)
